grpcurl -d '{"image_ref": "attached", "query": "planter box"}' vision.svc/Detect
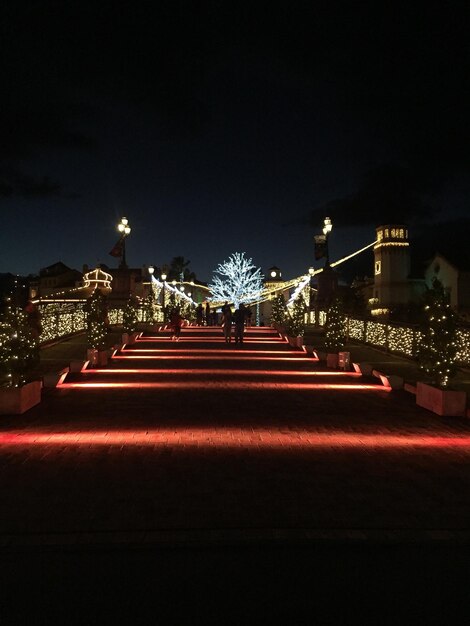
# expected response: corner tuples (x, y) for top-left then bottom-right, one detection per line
(326, 353), (339, 368)
(416, 382), (467, 417)
(338, 352), (351, 370)
(286, 335), (303, 348)
(86, 349), (107, 367)
(0, 380), (42, 415)
(70, 360), (86, 373)
(123, 332), (138, 345)
(87, 348), (98, 366)
(97, 350), (108, 367)
(43, 367), (69, 388)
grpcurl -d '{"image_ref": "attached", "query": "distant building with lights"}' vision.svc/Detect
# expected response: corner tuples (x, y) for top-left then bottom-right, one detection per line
(424, 252), (470, 317)
(32, 262), (83, 298)
(259, 266), (286, 323)
(370, 225), (427, 316)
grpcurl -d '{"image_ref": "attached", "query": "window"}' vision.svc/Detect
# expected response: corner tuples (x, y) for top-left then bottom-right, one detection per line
(375, 261), (381, 275)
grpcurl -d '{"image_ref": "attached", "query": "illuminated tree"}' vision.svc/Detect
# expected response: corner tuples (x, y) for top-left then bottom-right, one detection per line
(143, 289), (156, 323)
(271, 293), (286, 325)
(0, 304), (39, 387)
(324, 297), (346, 352)
(122, 297), (139, 334)
(209, 252), (263, 308)
(86, 290), (107, 349)
(418, 279), (458, 388)
(286, 295), (306, 336)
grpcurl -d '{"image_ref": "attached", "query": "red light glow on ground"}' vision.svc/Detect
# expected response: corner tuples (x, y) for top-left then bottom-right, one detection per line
(57, 381), (387, 390)
(126, 337), (285, 343)
(0, 429), (469, 449)
(81, 368), (360, 377)
(111, 355), (314, 361)
(119, 349), (303, 355)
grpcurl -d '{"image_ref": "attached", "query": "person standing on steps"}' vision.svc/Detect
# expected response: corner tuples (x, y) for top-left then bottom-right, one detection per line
(245, 306), (253, 328)
(234, 302), (247, 345)
(205, 302), (211, 326)
(196, 303), (204, 326)
(170, 307), (183, 341)
(221, 304), (233, 343)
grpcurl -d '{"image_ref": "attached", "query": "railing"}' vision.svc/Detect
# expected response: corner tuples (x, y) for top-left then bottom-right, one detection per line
(316, 313), (470, 366)
(38, 302), (163, 345)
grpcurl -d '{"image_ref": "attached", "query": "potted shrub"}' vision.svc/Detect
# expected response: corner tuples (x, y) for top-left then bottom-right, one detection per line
(85, 290), (108, 366)
(416, 280), (466, 416)
(122, 297), (139, 344)
(324, 298), (346, 368)
(286, 296), (306, 348)
(0, 303), (42, 414)
(143, 289), (158, 330)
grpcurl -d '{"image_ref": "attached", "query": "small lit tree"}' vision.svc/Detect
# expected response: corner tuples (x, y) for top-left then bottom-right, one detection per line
(86, 290), (107, 350)
(209, 252), (263, 308)
(286, 295), (306, 337)
(418, 279), (458, 388)
(0, 305), (40, 387)
(122, 297), (139, 334)
(271, 293), (286, 326)
(324, 297), (346, 352)
(143, 290), (156, 324)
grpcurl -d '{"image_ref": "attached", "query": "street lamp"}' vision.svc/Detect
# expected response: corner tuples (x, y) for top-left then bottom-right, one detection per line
(322, 216), (333, 265)
(308, 266), (315, 322)
(148, 266), (154, 299)
(117, 217), (131, 268)
(160, 271), (167, 318)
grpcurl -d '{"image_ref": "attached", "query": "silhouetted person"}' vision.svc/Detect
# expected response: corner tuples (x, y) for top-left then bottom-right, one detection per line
(245, 307), (253, 327)
(205, 303), (211, 326)
(196, 303), (203, 325)
(170, 308), (183, 341)
(221, 306), (232, 343)
(234, 303), (246, 344)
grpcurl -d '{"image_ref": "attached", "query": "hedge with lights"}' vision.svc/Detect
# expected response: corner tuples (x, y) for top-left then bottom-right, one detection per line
(143, 292), (156, 324)
(324, 297), (346, 352)
(0, 305), (39, 387)
(418, 279), (458, 388)
(122, 297), (139, 334)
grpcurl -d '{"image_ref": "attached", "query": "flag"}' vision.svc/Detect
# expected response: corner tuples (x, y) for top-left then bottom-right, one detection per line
(109, 235), (124, 258)
(314, 234), (326, 260)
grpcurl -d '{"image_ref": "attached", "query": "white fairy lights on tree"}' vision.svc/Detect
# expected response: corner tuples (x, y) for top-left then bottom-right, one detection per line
(209, 252), (263, 308)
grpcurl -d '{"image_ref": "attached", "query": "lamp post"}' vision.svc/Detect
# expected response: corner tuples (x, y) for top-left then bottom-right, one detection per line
(308, 266), (315, 324)
(117, 217), (131, 269)
(148, 265), (154, 298)
(160, 271), (167, 320)
(322, 216), (333, 265)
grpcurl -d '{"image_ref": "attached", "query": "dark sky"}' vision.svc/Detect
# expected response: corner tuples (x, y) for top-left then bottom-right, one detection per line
(1, 1), (469, 282)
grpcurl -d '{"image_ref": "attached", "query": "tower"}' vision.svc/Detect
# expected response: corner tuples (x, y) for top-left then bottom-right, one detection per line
(372, 225), (410, 314)
(260, 266), (283, 324)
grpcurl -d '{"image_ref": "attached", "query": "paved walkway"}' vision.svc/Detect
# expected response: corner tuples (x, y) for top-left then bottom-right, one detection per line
(3, 325), (470, 622)
(2, 325), (470, 546)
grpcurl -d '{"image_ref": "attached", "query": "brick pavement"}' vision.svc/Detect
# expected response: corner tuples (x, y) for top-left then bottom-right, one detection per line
(1, 325), (470, 549)
(3, 326), (470, 623)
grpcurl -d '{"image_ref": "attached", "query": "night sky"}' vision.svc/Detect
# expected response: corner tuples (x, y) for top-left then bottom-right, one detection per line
(1, 1), (469, 282)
